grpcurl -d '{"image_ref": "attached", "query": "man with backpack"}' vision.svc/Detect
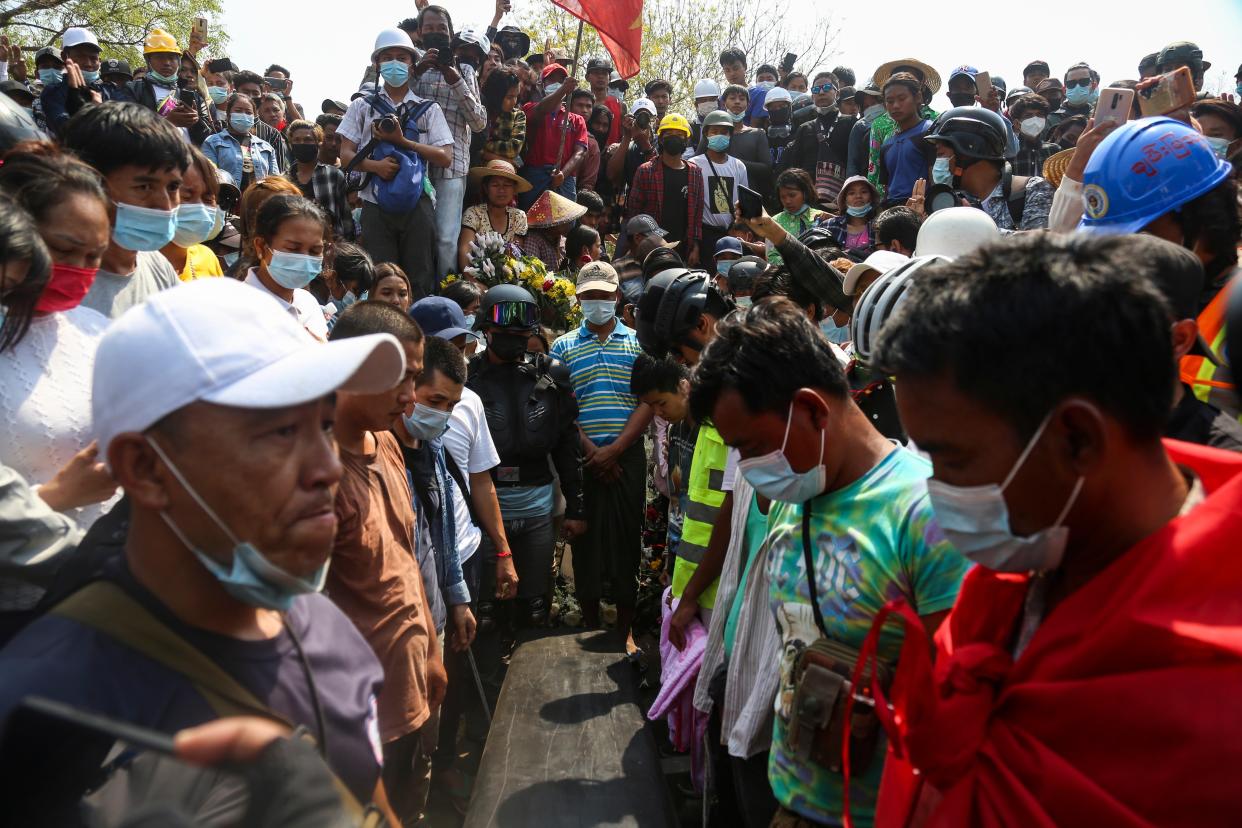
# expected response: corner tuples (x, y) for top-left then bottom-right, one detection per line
(338, 27), (454, 298)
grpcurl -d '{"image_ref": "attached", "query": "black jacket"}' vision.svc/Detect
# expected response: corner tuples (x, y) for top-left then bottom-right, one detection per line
(124, 78), (214, 145)
(780, 108), (857, 180)
(1166, 384), (1242, 452)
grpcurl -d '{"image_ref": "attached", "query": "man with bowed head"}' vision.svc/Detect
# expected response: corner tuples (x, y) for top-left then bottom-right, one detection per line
(0, 278), (410, 818)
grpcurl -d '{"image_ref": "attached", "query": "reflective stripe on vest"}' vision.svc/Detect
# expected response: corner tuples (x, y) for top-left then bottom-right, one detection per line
(672, 424), (730, 609)
(1180, 275), (1239, 420)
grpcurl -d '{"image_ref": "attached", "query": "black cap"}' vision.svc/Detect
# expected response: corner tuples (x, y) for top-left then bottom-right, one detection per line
(495, 26), (530, 62)
(586, 56), (613, 73)
(1235, 62), (1242, 80)
(100, 58), (133, 80)
(33, 46), (63, 66)
(1157, 41), (1209, 72)
(1023, 60), (1050, 75)
(1139, 52), (1160, 71)
(0, 80), (34, 101)
(320, 98), (348, 115)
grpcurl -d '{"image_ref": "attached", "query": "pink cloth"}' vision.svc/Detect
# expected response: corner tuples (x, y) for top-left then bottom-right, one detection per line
(649, 587), (710, 790)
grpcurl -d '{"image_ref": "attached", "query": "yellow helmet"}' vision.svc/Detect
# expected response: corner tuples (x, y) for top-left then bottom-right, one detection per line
(657, 113), (691, 137)
(143, 28), (181, 55)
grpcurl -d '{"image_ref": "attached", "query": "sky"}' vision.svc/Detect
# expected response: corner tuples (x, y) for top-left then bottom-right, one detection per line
(218, 0), (1242, 116)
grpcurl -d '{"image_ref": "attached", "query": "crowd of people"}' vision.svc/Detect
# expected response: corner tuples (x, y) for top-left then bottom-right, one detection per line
(0, 5), (1240, 827)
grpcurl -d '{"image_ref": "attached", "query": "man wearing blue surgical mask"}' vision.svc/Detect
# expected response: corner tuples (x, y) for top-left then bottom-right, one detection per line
(551, 262), (652, 655)
(63, 102), (185, 319)
(0, 278), (408, 816)
(39, 27), (131, 138)
(688, 297), (969, 826)
(1057, 62), (1098, 122)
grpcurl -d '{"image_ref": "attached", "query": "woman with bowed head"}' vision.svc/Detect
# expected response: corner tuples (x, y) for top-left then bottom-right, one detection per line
(160, 146), (225, 281)
(242, 194), (331, 341)
(458, 159), (531, 270)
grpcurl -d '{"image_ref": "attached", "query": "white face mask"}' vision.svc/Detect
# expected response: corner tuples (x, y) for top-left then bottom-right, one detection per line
(1020, 116), (1046, 138)
(697, 100), (716, 118)
(737, 400), (826, 503)
(925, 413), (1084, 573)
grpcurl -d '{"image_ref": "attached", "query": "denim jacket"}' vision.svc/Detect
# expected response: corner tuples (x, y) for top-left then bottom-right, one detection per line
(201, 129), (278, 186)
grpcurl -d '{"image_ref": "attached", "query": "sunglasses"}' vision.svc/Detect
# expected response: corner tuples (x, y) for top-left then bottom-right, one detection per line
(811, 83), (835, 94)
(1065, 77), (1093, 89)
(488, 301), (538, 329)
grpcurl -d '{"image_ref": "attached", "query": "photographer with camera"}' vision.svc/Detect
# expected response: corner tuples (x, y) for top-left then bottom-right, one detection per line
(338, 27), (454, 298)
(410, 5), (488, 281)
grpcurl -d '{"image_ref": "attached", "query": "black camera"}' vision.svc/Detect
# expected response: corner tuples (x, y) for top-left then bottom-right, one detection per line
(635, 111), (652, 130)
(378, 114), (400, 133)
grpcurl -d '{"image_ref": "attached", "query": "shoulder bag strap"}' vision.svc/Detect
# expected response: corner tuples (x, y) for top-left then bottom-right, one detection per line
(801, 502), (832, 639)
(52, 581), (289, 726)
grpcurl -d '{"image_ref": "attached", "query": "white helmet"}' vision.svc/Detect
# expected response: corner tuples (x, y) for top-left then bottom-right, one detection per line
(850, 255), (951, 367)
(913, 207), (1000, 258)
(456, 27), (492, 59)
(62, 27), (101, 52)
(763, 86), (792, 110)
(371, 27), (418, 62)
(843, 250), (909, 296)
(693, 78), (721, 100)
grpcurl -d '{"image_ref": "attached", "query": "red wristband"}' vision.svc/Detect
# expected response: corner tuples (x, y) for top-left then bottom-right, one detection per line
(495, 549), (513, 559)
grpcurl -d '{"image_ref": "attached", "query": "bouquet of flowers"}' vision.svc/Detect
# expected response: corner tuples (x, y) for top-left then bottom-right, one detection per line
(447, 232), (581, 330)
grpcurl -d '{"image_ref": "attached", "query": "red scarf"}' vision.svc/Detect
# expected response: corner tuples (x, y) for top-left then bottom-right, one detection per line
(851, 440), (1242, 828)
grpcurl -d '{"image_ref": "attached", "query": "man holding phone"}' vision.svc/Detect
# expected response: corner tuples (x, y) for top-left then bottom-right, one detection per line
(127, 29), (212, 145)
(263, 63), (301, 127)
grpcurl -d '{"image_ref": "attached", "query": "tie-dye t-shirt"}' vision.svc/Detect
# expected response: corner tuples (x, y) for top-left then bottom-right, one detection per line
(765, 446), (970, 826)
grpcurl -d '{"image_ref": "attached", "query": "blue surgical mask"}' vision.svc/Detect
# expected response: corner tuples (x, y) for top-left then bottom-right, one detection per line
(580, 298), (616, 325)
(1237, 83), (1242, 99)
(229, 112), (255, 133)
(113, 201), (178, 252)
(1205, 135), (1231, 159)
(147, 69), (179, 86)
(734, 295), (753, 309)
(1065, 85), (1091, 106)
(402, 403), (453, 442)
(380, 59), (410, 87)
(39, 68), (64, 86)
(707, 134), (731, 153)
(208, 85), (229, 104)
(737, 400), (826, 503)
(716, 260), (735, 277)
(351, 206), (363, 228)
(729, 111), (745, 123)
(791, 204), (809, 217)
(147, 436), (328, 611)
(608, 88), (624, 102)
(925, 412), (1083, 574)
(81, 70), (100, 84)
(265, 250), (322, 289)
(932, 156), (954, 185)
(222, 252), (240, 268)
(544, 82), (562, 98)
(173, 203), (221, 247)
(819, 315), (850, 345)
(462, 312), (476, 329)
(756, 81), (775, 91)
(846, 204), (872, 218)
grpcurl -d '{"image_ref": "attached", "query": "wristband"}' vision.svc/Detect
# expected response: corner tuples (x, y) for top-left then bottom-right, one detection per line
(495, 549), (513, 559)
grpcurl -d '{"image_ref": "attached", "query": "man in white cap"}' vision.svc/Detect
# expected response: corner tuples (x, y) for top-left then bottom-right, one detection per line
(0, 278), (407, 818)
(40, 26), (124, 137)
(338, 27), (454, 297)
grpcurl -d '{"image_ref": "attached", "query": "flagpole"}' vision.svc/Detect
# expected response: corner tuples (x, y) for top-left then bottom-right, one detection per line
(556, 19), (585, 180)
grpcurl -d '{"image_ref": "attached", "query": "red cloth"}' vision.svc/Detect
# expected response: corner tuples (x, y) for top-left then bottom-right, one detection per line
(603, 94), (623, 146)
(521, 103), (588, 169)
(551, 0), (643, 79)
(871, 439), (1242, 828)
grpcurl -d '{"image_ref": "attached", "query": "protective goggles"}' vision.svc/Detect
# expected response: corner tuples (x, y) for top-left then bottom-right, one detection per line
(487, 300), (539, 329)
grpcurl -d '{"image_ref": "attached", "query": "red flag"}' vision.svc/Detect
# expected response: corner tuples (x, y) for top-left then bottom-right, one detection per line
(550, 0), (644, 79)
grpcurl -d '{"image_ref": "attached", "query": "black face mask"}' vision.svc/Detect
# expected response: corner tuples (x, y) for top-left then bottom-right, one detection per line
(488, 330), (528, 362)
(767, 107), (790, 126)
(948, 92), (976, 108)
(290, 143), (319, 163)
(661, 135), (687, 156)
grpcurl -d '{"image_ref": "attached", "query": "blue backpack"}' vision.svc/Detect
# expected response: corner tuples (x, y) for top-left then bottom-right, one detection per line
(366, 94), (435, 213)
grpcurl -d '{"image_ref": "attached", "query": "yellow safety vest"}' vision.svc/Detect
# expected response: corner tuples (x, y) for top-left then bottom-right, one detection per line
(672, 423), (729, 609)
(1180, 273), (1239, 420)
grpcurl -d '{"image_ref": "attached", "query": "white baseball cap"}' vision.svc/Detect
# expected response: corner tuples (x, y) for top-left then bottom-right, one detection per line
(843, 250), (909, 296)
(630, 97), (657, 117)
(62, 27), (101, 52)
(92, 279), (406, 462)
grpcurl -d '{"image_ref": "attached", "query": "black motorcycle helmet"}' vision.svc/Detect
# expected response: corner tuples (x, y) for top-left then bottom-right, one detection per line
(724, 256), (766, 294)
(924, 106), (1010, 162)
(635, 269), (683, 356)
(0, 92), (42, 155)
(475, 283), (539, 332)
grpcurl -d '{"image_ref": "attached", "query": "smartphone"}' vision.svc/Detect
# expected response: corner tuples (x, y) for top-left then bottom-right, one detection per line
(264, 76), (289, 93)
(1138, 66), (1195, 117)
(781, 52), (798, 72)
(191, 16), (208, 45)
(738, 185), (764, 219)
(178, 88), (198, 107)
(975, 71), (992, 102)
(1094, 87), (1135, 128)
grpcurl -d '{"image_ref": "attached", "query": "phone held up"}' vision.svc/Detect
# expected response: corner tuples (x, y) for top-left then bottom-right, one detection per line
(1094, 86), (1136, 128)
(737, 185), (764, 220)
(1137, 66), (1195, 118)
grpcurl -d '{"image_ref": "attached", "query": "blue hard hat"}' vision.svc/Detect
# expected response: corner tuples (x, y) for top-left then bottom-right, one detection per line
(1077, 117), (1232, 235)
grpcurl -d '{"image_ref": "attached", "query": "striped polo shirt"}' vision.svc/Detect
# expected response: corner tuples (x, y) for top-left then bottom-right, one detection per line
(550, 320), (642, 447)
